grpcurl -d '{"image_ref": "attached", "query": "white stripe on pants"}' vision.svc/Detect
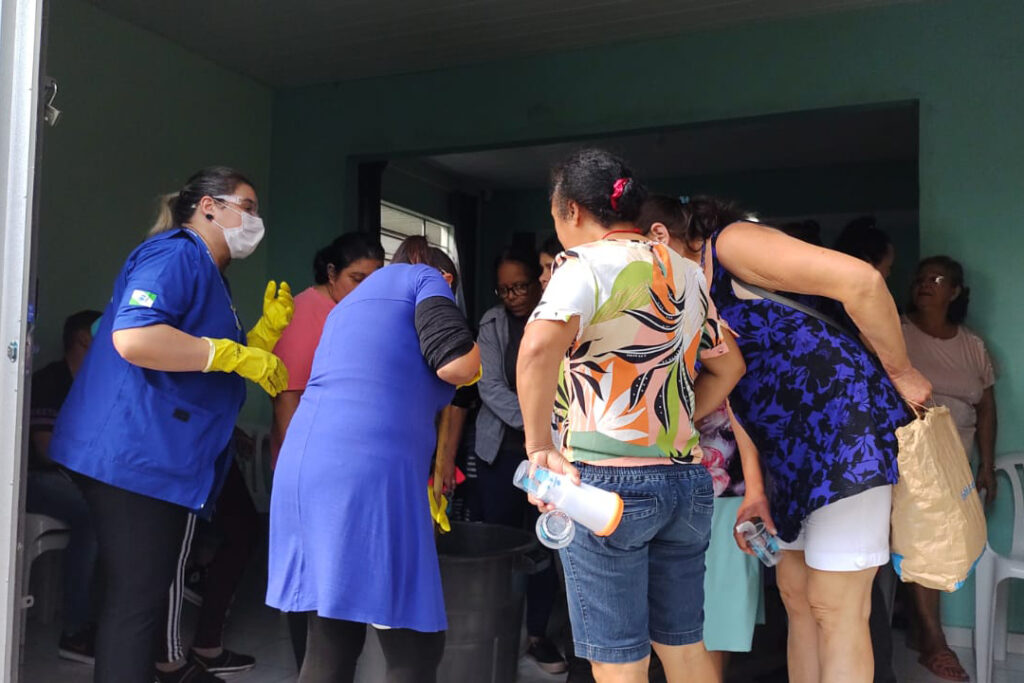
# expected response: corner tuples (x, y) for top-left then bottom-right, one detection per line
(165, 513), (197, 663)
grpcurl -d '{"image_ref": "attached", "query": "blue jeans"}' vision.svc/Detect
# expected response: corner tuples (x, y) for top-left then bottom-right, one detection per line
(559, 463), (713, 663)
(25, 468), (97, 633)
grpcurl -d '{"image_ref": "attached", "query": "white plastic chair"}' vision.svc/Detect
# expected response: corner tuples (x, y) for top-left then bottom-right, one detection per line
(20, 512), (71, 645)
(234, 423), (272, 513)
(974, 453), (1024, 683)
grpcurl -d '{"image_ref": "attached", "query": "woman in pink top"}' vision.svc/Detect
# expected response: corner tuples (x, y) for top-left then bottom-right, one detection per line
(271, 233), (385, 464)
(902, 255), (998, 682)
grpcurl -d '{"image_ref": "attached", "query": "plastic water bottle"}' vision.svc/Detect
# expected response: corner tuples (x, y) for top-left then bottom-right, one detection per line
(736, 518), (781, 567)
(535, 510), (576, 549)
(512, 461), (624, 542)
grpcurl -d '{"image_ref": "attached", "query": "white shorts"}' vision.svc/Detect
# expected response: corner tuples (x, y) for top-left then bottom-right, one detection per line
(778, 485), (891, 572)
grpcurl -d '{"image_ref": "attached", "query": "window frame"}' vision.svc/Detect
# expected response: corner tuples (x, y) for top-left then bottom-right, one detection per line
(380, 200), (459, 266)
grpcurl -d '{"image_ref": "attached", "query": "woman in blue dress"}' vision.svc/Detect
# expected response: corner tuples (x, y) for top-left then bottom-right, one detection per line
(267, 236), (481, 683)
(637, 195), (932, 683)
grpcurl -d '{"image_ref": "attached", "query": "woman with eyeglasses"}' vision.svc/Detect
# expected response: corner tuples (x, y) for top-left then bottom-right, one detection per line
(48, 167), (291, 682)
(902, 256), (997, 682)
(470, 244), (568, 673)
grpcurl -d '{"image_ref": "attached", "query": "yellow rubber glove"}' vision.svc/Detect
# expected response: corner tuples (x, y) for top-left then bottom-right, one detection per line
(247, 281), (294, 352)
(457, 364), (483, 389)
(428, 486), (451, 534)
(202, 337), (289, 397)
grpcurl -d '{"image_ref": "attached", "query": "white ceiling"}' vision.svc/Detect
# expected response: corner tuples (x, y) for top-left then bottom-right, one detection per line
(85, 0), (918, 86)
(423, 104), (918, 188)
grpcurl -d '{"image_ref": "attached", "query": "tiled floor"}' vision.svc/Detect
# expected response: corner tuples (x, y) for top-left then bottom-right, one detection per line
(20, 554), (1024, 682)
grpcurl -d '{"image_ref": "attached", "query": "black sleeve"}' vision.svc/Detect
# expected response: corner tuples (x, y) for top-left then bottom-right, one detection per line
(414, 296), (475, 372)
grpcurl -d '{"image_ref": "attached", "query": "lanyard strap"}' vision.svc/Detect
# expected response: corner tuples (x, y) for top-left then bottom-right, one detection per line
(734, 278), (849, 337)
(184, 229), (242, 333)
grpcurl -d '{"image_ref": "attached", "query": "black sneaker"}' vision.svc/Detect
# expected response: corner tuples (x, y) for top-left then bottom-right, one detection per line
(189, 648), (256, 678)
(154, 662), (225, 683)
(566, 655), (595, 683)
(57, 626), (95, 665)
(527, 637), (568, 674)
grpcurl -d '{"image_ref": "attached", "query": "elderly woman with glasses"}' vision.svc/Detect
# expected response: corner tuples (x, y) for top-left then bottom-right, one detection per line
(902, 255), (998, 682)
(471, 244), (568, 673)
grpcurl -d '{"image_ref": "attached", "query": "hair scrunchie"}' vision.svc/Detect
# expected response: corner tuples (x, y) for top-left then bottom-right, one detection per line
(610, 177), (631, 211)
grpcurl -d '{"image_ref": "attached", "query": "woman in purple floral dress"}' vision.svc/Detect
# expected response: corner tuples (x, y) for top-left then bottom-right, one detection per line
(639, 194), (931, 683)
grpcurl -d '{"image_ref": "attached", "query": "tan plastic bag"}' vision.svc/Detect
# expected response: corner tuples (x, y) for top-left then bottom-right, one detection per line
(891, 405), (987, 591)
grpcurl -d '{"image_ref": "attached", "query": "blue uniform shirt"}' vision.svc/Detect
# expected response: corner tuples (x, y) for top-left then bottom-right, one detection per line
(50, 229), (246, 511)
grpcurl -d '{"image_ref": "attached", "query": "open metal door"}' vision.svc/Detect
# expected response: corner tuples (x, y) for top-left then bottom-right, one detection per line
(0, 0), (45, 679)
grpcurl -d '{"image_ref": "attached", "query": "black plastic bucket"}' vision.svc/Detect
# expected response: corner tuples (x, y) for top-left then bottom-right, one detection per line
(436, 522), (548, 683)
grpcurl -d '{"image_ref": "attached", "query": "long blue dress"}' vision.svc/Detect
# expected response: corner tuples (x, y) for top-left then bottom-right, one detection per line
(708, 229), (912, 543)
(266, 264), (455, 632)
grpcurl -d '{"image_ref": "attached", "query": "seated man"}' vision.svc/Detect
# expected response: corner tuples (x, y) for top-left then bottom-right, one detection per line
(27, 310), (102, 663)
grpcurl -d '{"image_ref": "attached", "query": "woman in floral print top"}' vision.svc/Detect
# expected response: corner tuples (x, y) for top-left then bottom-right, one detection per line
(517, 150), (745, 681)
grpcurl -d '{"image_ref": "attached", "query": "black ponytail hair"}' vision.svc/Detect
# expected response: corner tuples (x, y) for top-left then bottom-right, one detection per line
(908, 255), (971, 324)
(549, 149), (647, 227)
(636, 194), (747, 246)
(313, 233), (385, 284)
(150, 166), (255, 236)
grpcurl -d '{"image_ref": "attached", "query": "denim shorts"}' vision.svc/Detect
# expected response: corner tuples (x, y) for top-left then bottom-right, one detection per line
(559, 463), (714, 663)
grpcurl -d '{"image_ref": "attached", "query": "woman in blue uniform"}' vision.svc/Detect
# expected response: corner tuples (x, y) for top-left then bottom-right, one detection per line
(267, 236), (481, 683)
(49, 167), (292, 683)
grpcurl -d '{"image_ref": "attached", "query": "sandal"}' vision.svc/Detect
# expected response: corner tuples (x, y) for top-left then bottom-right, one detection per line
(918, 648), (970, 681)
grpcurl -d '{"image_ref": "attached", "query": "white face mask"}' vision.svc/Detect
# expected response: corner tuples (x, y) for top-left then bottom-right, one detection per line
(212, 196), (265, 260)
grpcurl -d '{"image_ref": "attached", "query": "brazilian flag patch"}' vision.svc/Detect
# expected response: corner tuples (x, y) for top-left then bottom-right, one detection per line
(128, 289), (157, 308)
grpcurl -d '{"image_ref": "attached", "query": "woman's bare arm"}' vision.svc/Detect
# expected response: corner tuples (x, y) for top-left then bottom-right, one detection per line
(692, 331), (745, 423)
(272, 390), (302, 447)
(517, 319), (581, 510)
(715, 222), (931, 403)
(974, 386), (998, 504)
(437, 344), (481, 386)
(112, 325), (210, 371)
(730, 407), (777, 552)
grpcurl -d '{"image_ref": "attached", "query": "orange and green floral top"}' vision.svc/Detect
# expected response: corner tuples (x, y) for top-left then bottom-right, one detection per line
(531, 239), (726, 464)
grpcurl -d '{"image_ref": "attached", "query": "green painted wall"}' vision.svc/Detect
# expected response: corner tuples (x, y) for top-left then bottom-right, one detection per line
(39, 0), (274, 422)
(269, 0), (1024, 629)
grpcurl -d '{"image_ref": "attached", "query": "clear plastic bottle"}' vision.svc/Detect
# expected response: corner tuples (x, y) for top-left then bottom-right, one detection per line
(735, 518), (781, 567)
(535, 510), (576, 549)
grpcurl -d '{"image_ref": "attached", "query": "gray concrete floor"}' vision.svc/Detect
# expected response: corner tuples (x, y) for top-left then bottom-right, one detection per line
(20, 540), (1024, 683)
